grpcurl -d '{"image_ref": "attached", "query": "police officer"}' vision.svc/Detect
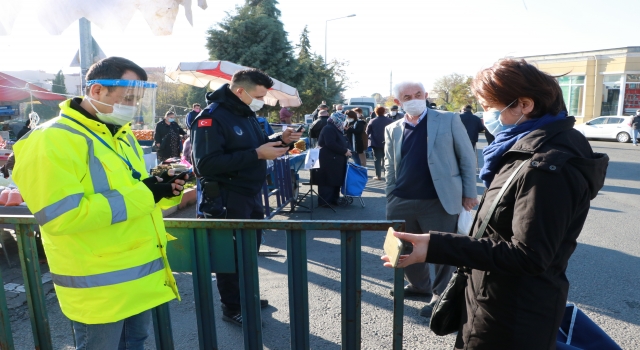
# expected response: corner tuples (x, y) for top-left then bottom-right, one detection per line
(13, 57), (187, 349)
(191, 68), (302, 326)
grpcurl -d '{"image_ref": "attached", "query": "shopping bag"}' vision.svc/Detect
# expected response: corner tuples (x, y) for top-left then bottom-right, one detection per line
(341, 162), (367, 197)
(304, 148), (320, 169)
(457, 208), (473, 235)
(556, 303), (622, 350)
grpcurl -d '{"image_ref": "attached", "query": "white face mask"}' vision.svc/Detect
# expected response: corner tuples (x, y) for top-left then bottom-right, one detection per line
(243, 90), (265, 112)
(390, 111), (397, 116)
(346, 118), (355, 122)
(402, 99), (426, 117)
(483, 100), (524, 136)
(86, 97), (136, 126)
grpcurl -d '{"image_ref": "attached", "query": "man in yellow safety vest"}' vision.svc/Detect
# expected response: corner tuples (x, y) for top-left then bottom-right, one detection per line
(13, 56), (187, 349)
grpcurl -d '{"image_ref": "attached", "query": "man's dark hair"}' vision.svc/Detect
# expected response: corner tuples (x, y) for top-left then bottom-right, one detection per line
(464, 105), (473, 111)
(231, 69), (274, 90)
(193, 103), (201, 108)
(318, 104), (328, 109)
(85, 57), (148, 94)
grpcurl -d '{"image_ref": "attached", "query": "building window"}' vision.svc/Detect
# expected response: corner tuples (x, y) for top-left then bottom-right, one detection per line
(623, 74), (640, 115)
(601, 75), (622, 116)
(558, 76), (584, 116)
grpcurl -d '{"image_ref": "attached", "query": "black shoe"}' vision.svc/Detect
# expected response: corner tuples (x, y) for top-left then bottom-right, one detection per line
(222, 310), (242, 327)
(221, 299), (269, 313)
(419, 302), (435, 318)
(389, 286), (432, 298)
(260, 299), (269, 308)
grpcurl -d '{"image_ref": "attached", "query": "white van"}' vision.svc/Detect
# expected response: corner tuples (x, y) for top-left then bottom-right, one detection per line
(346, 97), (376, 109)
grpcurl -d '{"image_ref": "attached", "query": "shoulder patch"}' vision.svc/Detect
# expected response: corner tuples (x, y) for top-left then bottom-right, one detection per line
(198, 119), (212, 128)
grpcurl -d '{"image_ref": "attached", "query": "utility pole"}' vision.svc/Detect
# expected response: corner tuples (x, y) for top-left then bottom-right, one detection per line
(79, 18), (93, 93)
(390, 70), (392, 97)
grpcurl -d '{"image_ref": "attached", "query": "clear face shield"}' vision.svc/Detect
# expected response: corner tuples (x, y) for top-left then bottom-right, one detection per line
(85, 79), (157, 127)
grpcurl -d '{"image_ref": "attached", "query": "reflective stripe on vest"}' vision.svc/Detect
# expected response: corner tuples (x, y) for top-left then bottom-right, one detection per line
(33, 193), (83, 226)
(51, 257), (164, 288)
(102, 189), (127, 224)
(126, 134), (140, 159)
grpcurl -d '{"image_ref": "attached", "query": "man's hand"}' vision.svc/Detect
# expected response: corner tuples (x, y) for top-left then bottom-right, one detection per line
(256, 141), (289, 160)
(345, 149), (352, 157)
(155, 143), (161, 148)
(381, 231), (430, 268)
(282, 127), (304, 144)
(462, 197), (479, 211)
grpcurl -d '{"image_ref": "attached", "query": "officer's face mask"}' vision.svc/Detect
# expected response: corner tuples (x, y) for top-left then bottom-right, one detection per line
(243, 89), (265, 112)
(85, 79), (157, 126)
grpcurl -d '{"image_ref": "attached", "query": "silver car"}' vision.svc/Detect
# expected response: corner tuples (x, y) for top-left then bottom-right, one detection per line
(573, 116), (633, 143)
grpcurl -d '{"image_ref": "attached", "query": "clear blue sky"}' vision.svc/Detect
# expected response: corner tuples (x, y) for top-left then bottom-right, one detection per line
(1, 0), (639, 99)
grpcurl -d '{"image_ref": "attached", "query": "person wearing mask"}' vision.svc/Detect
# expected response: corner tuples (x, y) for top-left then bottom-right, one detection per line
(632, 109), (640, 146)
(387, 105), (403, 120)
(186, 103), (201, 127)
(309, 110), (330, 147)
(353, 107), (369, 166)
(344, 110), (366, 166)
(382, 59), (608, 349)
(384, 81), (477, 316)
(191, 68), (302, 326)
(12, 56), (187, 349)
(154, 111), (187, 163)
(280, 106), (294, 124)
(366, 106), (392, 180)
(314, 113), (350, 207)
(335, 104), (345, 114)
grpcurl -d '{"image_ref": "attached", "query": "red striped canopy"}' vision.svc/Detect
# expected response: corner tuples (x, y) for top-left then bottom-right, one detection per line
(0, 72), (65, 104)
(165, 61), (302, 107)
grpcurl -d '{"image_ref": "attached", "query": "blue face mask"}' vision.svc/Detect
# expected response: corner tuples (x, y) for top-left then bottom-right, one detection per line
(483, 100), (524, 135)
(169, 118), (175, 123)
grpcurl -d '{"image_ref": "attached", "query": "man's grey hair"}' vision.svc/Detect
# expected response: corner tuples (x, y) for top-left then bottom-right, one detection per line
(392, 81), (426, 99)
(336, 104), (343, 110)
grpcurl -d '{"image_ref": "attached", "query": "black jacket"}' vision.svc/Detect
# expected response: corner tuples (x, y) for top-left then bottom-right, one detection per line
(345, 119), (366, 153)
(309, 116), (328, 138)
(427, 117), (608, 350)
(191, 84), (283, 196)
(459, 111), (484, 144)
(154, 121), (186, 145)
(632, 115), (640, 130)
(366, 116), (392, 148)
(313, 123), (349, 187)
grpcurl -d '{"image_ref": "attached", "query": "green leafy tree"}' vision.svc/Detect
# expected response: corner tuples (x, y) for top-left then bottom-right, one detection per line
(431, 73), (476, 111)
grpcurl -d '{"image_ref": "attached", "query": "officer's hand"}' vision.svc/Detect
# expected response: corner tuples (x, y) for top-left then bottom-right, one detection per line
(142, 176), (175, 203)
(256, 141), (289, 160)
(282, 127), (304, 144)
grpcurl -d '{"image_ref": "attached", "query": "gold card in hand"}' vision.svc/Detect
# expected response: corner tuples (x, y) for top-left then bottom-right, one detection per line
(383, 227), (403, 268)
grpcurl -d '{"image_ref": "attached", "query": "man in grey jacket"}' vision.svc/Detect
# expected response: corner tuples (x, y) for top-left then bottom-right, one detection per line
(384, 81), (478, 317)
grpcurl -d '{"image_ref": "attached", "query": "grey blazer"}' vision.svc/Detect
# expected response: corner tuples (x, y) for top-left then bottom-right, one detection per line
(383, 108), (477, 215)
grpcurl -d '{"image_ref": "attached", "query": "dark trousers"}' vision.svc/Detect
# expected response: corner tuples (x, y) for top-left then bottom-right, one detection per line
(318, 185), (340, 205)
(212, 190), (264, 311)
(372, 147), (385, 177)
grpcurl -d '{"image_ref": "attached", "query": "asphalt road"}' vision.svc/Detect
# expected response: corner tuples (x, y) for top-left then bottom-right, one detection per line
(8, 136), (640, 349)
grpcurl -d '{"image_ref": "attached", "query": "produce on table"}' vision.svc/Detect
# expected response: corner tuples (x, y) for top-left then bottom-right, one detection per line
(294, 140), (306, 151)
(132, 130), (154, 141)
(289, 148), (301, 155)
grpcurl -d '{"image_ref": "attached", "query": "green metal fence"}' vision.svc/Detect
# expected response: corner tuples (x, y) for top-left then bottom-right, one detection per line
(0, 216), (407, 350)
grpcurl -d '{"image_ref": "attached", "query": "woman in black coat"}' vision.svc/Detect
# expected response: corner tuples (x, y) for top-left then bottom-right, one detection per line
(155, 111), (186, 163)
(343, 110), (365, 166)
(382, 59), (609, 349)
(314, 113), (351, 207)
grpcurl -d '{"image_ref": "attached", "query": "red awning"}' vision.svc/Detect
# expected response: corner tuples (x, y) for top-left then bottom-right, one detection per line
(0, 72), (66, 104)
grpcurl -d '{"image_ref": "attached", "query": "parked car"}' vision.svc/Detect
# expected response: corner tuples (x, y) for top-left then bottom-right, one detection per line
(573, 116), (633, 143)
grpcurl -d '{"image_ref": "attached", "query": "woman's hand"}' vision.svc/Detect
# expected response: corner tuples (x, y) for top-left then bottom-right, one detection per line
(381, 232), (430, 268)
(345, 149), (352, 157)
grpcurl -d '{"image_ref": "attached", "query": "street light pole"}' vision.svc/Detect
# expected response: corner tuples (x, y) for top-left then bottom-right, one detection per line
(324, 14), (356, 88)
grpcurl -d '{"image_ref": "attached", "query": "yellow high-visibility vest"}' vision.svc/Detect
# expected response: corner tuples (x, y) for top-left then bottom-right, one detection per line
(13, 98), (181, 324)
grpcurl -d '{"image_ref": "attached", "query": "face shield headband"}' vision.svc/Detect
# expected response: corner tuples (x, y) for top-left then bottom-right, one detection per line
(85, 79), (157, 126)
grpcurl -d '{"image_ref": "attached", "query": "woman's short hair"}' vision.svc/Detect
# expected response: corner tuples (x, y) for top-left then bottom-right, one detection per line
(353, 108), (363, 114)
(375, 106), (386, 116)
(471, 59), (566, 119)
(345, 110), (357, 119)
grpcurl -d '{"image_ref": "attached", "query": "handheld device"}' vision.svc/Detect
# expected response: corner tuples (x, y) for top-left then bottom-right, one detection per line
(383, 227), (403, 268)
(281, 124), (305, 147)
(167, 169), (192, 183)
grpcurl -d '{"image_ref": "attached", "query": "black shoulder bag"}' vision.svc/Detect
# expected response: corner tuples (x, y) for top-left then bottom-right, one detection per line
(429, 158), (531, 336)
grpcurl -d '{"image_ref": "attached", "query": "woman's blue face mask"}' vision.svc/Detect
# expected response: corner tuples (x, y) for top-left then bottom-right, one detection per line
(483, 99), (524, 135)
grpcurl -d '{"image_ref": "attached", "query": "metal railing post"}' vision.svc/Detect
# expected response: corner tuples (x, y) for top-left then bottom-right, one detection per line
(392, 267), (405, 350)
(16, 224), (52, 350)
(341, 229), (361, 350)
(236, 229), (263, 349)
(286, 229), (309, 349)
(152, 302), (175, 350)
(191, 228), (218, 349)
(0, 265), (14, 349)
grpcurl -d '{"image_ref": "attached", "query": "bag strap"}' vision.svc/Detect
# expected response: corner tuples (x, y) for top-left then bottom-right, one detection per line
(474, 158), (531, 240)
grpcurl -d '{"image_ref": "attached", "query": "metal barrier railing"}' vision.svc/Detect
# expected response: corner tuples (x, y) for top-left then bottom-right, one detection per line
(0, 216), (406, 350)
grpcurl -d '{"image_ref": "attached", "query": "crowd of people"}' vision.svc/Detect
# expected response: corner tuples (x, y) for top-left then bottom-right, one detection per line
(6, 54), (612, 350)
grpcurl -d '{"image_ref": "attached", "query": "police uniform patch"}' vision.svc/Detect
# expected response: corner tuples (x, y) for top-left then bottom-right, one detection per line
(233, 126), (243, 136)
(198, 119), (212, 127)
